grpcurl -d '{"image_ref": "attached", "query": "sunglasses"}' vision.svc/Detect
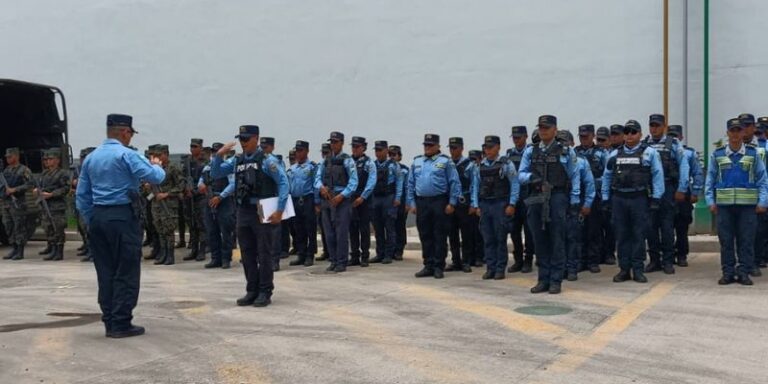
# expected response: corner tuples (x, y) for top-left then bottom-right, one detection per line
(596, 138), (607, 142)
(238, 137), (252, 142)
(728, 126), (743, 132)
(624, 129), (640, 135)
(423, 143), (436, 147)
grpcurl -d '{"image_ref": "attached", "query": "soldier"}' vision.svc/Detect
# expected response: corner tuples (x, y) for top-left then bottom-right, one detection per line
(574, 124), (607, 273)
(211, 125), (289, 307)
(471, 135), (519, 280)
(200, 142), (236, 269)
(315, 132), (359, 273)
(35, 148), (70, 261)
(667, 125), (704, 267)
(316, 143), (332, 261)
(2, 148), (34, 260)
(389, 145), (408, 261)
(76, 113), (165, 338)
(506, 126), (535, 273)
(348, 136), (376, 267)
(603, 120), (665, 283)
(287, 140), (319, 267)
(406, 134), (461, 279)
(559, 130), (595, 281)
(150, 145), (184, 265)
(705, 118), (768, 285)
(468, 149), (484, 266)
(446, 137), (476, 272)
(73, 147), (96, 261)
(369, 140), (403, 265)
(518, 115), (580, 294)
(182, 138), (208, 262)
(142, 146), (162, 262)
(642, 114), (689, 275)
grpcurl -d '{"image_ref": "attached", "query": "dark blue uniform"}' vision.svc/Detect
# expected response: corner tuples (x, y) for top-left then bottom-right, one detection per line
(199, 157), (236, 268)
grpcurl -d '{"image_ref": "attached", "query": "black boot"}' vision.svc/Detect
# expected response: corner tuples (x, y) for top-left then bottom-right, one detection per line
(52, 245), (64, 261)
(164, 244), (175, 265)
(360, 255), (369, 268)
(43, 244), (57, 260)
(4, 245), (18, 260)
(348, 256), (361, 266)
(146, 238), (160, 260)
(289, 256), (305, 266)
(80, 254), (93, 262)
(11, 245), (25, 260)
(304, 255), (314, 267)
(196, 242), (206, 261)
(183, 243), (198, 261)
(154, 242), (168, 265)
(205, 259), (222, 268)
(77, 245), (90, 256)
(77, 243), (87, 251)
(39, 242), (53, 256)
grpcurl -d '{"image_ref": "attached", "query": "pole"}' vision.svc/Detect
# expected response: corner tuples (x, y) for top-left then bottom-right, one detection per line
(663, 0), (669, 125)
(683, 0), (689, 138)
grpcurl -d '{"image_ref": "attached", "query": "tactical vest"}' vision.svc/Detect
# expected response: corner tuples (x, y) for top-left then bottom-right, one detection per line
(713, 146), (759, 205)
(479, 157), (511, 200)
(609, 145), (651, 193)
(203, 168), (230, 194)
(530, 143), (569, 194)
(455, 157), (472, 195)
(644, 137), (678, 183)
(373, 159), (396, 196)
(575, 146), (604, 179)
(322, 154), (350, 188)
(234, 152), (278, 203)
(506, 147), (524, 171)
(352, 155), (370, 197)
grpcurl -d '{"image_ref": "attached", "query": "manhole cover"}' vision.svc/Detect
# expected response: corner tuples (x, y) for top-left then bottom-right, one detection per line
(157, 301), (206, 310)
(515, 305), (572, 316)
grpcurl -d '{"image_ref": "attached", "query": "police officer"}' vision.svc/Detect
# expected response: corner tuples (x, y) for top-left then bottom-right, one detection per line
(667, 125), (704, 267)
(757, 115), (768, 269)
(406, 134), (461, 279)
(2, 147), (34, 261)
(149, 145), (184, 265)
(643, 114), (689, 274)
(369, 140), (403, 265)
(182, 138), (208, 262)
(603, 119), (665, 284)
(200, 142), (236, 269)
(574, 124), (606, 273)
(259, 137), (287, 271)
(518, 115), (580, 294)
(315, 132), (359, 273)
(705, 118), (768, 285)
(287, 140), (319, 267)
(389, 145), (408, 260)
(507, 126), (535, 273)
(595, 127), (616, 265)
(596, 127), (611, 151)
(471, 135), (519, 280)
(36, 148), (70, 261)
(560, 130), (596, 281)
(348, 136), (376, 267)
(609, 124), (625, 150)
(316, 143), (332, 261)
(446, 137), (476, 272)
(468, 149), (484, 267)
(211, 125), (289, 307)
(738, 113), (767, 278)
(76, 114), (165, 338)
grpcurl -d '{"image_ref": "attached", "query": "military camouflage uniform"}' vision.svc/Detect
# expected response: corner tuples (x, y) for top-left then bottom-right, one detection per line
(38, 160), (71, 260)
(2, 162), (36, 258)
(181, 154), (207, 260)
(151, 161), (184, 265)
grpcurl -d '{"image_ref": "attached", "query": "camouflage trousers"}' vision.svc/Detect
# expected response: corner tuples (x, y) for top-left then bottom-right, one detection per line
(183, 196), (207, 246)
(2, 204), (38, 246)
(152, 199), (179, 243)
(43, 210), (68, 245)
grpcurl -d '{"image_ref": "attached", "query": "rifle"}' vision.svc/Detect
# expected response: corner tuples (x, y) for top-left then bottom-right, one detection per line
(183, 155), (195, 195)
(203, 179), (217, 220)
(0, 171), (21, 210)
(523, 170), (551, 231)
(34, 175), (57, 233)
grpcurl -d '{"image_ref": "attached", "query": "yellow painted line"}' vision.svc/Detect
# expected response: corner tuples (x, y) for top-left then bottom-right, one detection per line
(505, 277), (629, 309)
(403, 284), (572, 347)
(216, 363), (271, 384)
(232, 248), (241, 263)
(546, 282), (676, 373)
(322, 306), (482, 384)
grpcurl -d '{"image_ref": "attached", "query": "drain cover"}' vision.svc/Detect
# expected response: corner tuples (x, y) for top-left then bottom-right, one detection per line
(515, 305), (572, 316)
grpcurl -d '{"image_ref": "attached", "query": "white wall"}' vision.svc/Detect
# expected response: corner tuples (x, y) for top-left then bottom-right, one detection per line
(1, 0), (765, 160)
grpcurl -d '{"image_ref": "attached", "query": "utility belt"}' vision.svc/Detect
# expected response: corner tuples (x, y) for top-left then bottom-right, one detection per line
(530, 185), (568, 194)
(415, 194), (448, 202)
(457, 193), (470, 205)
(612, 190), (648, 198)
(292, 194), (314, 206)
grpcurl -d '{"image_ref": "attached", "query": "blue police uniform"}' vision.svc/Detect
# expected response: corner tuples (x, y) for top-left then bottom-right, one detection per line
(602, 142), (665, 281)
(642, 133), (690, 272)
(705, 142), (768, 283)
(370, 150), (404, 264)
(314, 137), (359, 271)
(211, 126), (289, 305)
(506, 144), (535, 272)
(470, 151), (520, 278)
(199, 158), (236, 268)
(448, 152), (478, 271)
(673, 143), (704, 266)
(565, 156), (596, 279)
(394, 155), (409, 258)
(349, 150), (377, 266)
(76, 115), (166, 336)
(406, 135), (461, 278)
(574, 143), (607, 270)
(288, 153), (320, 266)
(518, 130), (580, 293)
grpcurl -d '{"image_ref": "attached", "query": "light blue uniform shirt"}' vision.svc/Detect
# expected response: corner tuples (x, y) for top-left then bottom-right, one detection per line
(355, 156), (377, 200)
(682, 146), (704, 195)
(601, 143), (665, 201)
(576, 157), (596, 208)
(406, 153), (461, 207)
(76, 139), (166, 223)
(210, 148), (290, 211)
(517, 141), (581, 205)
(289, 160), (320, 204)
(643, 135), (690, 193)
(469, 156), (520, 208)
(314, 151), (359, 198)
(197, 164), (235, 199)
(375, 159), (404, 202)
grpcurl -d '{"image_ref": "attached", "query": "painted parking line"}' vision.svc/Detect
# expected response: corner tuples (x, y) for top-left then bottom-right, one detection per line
(505, 277), (630, 309)
(216, 363), (271, 384)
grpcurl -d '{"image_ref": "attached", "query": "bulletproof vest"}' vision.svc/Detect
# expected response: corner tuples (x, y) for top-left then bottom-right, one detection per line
(322, 153), (350, 188)
(575, 146), (604, 178)
(455, 157), (472, 195)
(373, 159), (396, 196)
(352, 155), (370, 197)
(530, 142), (569, 193)
(234, 152), (278, 202)
(203, 169), (229, 194)
(479, 157), (511, 200)
(506, 148), (524, 171)
(610, 145), (651, 193)
(644, 137), (678, 183)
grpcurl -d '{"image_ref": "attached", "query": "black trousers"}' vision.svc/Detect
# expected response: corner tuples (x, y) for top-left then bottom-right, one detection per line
(582, 199), (603, 267)
(237, 206), (279, 295)
(415, 195), (450, 271)
(292, 195), (317, 259)
(674, 198), (694, 261)
(448, 201), (476, 266)
(395, 204), (408, 255)
(90, 204), (142, 332)
(372, 193), (398, 259)
(349, 198), (371, 260)
(509, 199), (534, 264)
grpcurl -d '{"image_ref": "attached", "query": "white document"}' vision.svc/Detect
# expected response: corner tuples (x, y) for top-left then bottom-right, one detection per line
(258, 197), (295, 223)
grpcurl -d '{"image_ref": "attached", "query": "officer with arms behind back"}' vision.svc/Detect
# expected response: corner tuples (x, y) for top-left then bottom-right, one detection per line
(76, 114), (165, 338)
